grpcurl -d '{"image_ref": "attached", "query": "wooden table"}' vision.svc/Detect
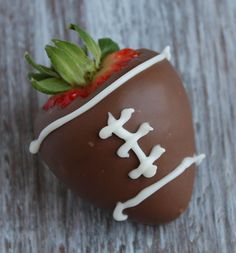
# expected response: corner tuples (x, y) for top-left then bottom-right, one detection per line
(1, 0), (236, 252)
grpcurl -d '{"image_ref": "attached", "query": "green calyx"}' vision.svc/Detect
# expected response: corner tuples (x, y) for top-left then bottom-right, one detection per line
(25, 24), (120, 95)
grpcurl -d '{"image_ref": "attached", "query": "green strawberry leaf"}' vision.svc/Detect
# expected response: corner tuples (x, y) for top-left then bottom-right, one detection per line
(24, 52), (59, 77)
(69, 24), (101, 68)
(52, 39), (95, 74)
(25, 24), (121, 98)
(45, 45), (86, 86)
(30, 77), (72, 94)
(98, 38), (120, 60)
(28, 73), (51, 81)
(82, 45), (88, 55)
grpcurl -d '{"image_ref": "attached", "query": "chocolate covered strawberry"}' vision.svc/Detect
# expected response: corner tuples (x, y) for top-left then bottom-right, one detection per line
(26, 24), (205, 224)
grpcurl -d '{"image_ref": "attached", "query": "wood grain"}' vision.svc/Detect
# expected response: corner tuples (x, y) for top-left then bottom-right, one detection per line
(1, 0), (236, 252)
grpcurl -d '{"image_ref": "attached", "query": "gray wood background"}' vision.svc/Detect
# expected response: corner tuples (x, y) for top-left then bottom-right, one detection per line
(0, 0), (235, 252)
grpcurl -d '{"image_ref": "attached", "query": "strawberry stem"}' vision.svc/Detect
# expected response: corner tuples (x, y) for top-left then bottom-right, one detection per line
(25, 24), (121, 96)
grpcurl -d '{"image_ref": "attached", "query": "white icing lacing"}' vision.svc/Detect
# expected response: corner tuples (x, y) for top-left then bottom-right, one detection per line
(99, 108), (166, 179)
(29, 46), (171, 154)
(99, 108), (205, 221)
(113, 154), (205, 221)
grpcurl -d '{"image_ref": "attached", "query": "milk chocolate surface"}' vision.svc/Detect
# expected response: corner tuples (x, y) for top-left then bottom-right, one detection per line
(34, 49), (196, 224)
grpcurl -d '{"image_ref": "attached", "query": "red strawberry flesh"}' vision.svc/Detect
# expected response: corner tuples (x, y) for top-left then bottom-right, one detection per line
(43, 48), (139, 110)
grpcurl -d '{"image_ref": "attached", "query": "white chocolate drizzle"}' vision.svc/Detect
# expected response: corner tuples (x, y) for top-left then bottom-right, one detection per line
(99, 108), (166, 179)
(113, 154), (206, 221)
(99, 108), (205, 221)
(29, 46), (171, 154)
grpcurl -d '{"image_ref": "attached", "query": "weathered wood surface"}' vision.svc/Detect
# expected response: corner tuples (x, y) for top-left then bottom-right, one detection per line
(1, 0), (236, 252)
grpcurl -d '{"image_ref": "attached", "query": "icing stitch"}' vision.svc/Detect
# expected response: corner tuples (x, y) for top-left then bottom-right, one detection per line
(29, 46), (171, 154)
(99, 108), (205, 221)
(113, 154), (206, 221)
(99, 108), (166, 179)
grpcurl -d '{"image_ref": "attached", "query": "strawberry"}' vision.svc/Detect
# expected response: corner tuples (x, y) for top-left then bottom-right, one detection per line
(27, 24), (204, 224)
(25, 24), (138, 110)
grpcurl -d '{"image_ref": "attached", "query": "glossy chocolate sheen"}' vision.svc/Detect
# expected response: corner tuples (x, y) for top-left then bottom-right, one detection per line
(34, 49), (196, 224)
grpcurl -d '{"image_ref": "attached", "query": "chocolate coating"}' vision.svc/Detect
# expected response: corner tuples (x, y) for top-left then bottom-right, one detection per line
(34, 49), (196, 224)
